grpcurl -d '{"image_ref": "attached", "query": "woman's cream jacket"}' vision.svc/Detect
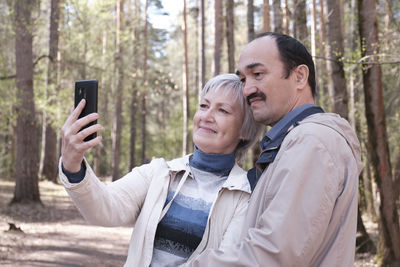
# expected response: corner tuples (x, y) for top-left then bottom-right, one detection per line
(59, 154), (251, 267)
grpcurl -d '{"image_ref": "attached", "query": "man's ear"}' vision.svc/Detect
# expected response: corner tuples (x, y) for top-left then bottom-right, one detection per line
(293, 64), (309, 89)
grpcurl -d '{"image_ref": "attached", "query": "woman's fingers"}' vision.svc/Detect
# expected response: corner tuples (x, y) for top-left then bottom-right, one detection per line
(71, 113), (99, 136)
(64, 99), (86, 128)
(75, 123), (102, 142)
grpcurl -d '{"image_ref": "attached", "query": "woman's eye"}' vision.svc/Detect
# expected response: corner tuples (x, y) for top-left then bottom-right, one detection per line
(254, 72), (262, 77)
(199, 104), (208, 109)
(219, 109), (228, 114)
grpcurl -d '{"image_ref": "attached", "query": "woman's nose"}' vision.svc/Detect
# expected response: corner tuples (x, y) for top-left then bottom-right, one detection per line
(200, 109), (214, 122)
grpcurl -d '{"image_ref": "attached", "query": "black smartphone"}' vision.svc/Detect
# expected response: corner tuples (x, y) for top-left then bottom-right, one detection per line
(74, 80), (98, 142)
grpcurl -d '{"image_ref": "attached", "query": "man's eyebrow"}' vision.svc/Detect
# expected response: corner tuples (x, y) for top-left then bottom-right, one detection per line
(245, 62), (264, 70)
(236, 62), (265, 76)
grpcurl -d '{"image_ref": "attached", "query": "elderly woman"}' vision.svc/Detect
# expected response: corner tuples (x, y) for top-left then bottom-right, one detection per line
(59, 73), (263, 267)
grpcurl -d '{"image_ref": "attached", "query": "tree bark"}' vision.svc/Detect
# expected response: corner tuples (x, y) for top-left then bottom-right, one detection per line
(247, 0), (254, 42)
(112, 0), (125, 181)
(310, 0), (317, 67)
(41, 0), (61, 183)
(272, 0), (283, 33)
(293, 0), (307, 43)
(141, 0), (149, 164)
(129, 0), (140, 170)
(226, 0), (235, 72)
(214, 0), (223, 75)
(263, 0), (270, 32)
(282, 0), (289, 34)
(200, 0), (206, 96)
(12, 0), (41, 204)
(358, 0), (400, 263)
(317, 0), (330, 109)
(182, 0), (190, 156)
(324, 0), (348, 119)
(394, 151), (400, 203)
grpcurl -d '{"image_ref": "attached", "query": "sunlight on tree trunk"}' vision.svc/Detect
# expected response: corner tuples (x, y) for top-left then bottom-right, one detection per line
(358, 0), (400, 263)
(12, 0), (41, 204)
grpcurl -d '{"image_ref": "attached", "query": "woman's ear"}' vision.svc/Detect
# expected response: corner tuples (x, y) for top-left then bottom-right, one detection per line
(294, 64), (309, 90)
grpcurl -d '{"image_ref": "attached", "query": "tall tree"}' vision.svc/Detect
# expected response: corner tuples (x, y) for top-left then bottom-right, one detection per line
(130, 0), (140, 170)
(317, 0), (330, 109)
(12, 0), (40, 203)
(214, 0), (223, 75)
(282, 0), (289, 34)
(226, 0), (235, 72)
(112, 0), (125, 181)
(94, 29), (109, 175)
(310, 0), (317, 61)
(141, 0), (149, 164)
(41, 0), (61, 183)
(263, 0), (270, 32)
(247, 0), (254, 42)
(182, 0), (190, 155)
(272, 0), (283, 33)
(200, 0), (206, 96)
(358, 0), (400, 264)
(324, 0), (348, 118)
(293, 0), (307, 43)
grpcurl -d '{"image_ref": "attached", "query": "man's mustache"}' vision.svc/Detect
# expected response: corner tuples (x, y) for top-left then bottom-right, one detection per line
(246, 92), (266, 105)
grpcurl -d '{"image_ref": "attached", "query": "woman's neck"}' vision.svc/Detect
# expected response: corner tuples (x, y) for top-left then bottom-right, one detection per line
(189, 146), (235, 176)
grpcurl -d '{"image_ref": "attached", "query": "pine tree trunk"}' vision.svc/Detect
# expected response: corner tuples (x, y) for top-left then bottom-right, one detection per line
(358, 0), (400, 263)
(247, 0), (254, 42)
(12, 0), (41, 204)
(129, 0), (140, 170)
(317, 0), (330, 109)
(214, 0), (223, 75)
(293, 0), (308, 43)
(41, 0), (61, 183)
(182, 0), (190, 156)
(141, 0), (149, 164)
(263, 0), (270, 32)
(226, 0), (235, 73)
(282, 0), (289, 34)
(272, 0), (283, 33)
(324, 0), (348, 119)
(112, 0), (124, 181)
(394, 152), (400, 203)
(200, 0), (206, 97)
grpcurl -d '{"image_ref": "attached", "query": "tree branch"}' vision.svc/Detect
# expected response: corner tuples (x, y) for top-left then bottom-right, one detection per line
(0, 54), (52, 80)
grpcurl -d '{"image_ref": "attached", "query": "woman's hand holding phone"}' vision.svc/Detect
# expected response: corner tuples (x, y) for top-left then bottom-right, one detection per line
(61, 99), (102, 173)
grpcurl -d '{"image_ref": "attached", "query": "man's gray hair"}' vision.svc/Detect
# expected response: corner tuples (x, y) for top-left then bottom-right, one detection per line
(200, 73), (264, 161)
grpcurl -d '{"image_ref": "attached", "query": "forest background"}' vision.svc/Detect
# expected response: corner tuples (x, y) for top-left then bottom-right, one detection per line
(0, 0), (399, 266)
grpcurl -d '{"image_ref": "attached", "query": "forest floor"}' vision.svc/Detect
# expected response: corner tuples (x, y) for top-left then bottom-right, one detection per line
(0, 179), (379, 267)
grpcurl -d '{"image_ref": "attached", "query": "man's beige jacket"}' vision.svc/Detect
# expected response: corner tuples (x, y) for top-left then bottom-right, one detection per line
(188, 113), (363, 267)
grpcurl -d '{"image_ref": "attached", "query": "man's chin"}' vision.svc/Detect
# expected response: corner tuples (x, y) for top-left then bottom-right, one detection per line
(252, 110), (270, 125)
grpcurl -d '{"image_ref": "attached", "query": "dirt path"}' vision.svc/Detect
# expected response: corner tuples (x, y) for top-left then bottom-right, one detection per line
(0, 180), (131, 266)
(1, 179), (378, 266)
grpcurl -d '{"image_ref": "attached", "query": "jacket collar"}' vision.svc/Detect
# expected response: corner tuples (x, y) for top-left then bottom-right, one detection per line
(166, 155), (251, 194)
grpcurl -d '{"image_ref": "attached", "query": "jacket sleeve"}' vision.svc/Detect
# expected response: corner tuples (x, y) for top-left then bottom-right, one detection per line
(187, 133), (344, 266)
(59, 157), (161, 227)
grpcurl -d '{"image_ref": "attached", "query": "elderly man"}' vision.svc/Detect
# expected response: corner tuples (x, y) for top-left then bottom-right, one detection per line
(188, 32), (362, 266)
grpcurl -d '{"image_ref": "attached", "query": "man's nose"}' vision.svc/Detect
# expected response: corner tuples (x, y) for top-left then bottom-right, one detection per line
(242, 80), (257, 97)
